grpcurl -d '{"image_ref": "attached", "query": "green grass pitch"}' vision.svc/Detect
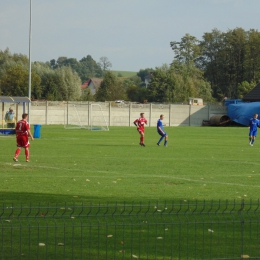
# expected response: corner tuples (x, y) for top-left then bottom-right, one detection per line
(0, 125), (258, 205)
(1, 126), (260, 259)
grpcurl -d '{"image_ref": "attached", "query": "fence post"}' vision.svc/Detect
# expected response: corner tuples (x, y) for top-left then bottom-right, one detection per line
(169, 104), (171, 127)
(88, 101), (90, 126)
(67, 101), (69, 125)
(149, 103), (152, 127)
(109, 102), (111, 126)
(189, 104), (191, 126)
(45, 100), (48, 125)
(129, 102), (132, 127)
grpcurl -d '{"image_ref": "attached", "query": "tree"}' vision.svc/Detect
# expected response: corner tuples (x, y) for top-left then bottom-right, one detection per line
(98, 56), (112, 73)
(126, 85), (148, 102)
(170, 33), (201, 67)
(55, 66), (82, 101)
(147, 63), (212, 103)
(237, 81), (256, 99)
(49, 55), (103, 83)
(137, 68), (154, 82)
(199, 28), (260, 100)
(121, 76), (143, 89)
(81, 88), (95, 101)
(79, 55), (102, 81)
(33, 62), (61, 100)
(0, 65), (41, 98)
(95, 71), (125, 101)
(33, 62), (82, 101)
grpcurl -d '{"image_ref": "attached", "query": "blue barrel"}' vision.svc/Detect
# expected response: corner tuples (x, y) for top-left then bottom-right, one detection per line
(33, 124), (41, 138)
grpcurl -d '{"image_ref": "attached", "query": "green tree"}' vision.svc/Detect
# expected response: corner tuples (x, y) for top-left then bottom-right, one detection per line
(33, 62), (82, 101)
(147, 63), (212, 103)
(244, 29), (260, 82)
(237, 81), (256, 99)
(199, 28), (260, 100)
(32, 62), (61, 100)
(170, 33), (201, 67)
(79, 55), (103, 82)
(0, 65), (41, 98)
(147, 68), (169, 102)
(55, 66), (82, 101)
(137, 68), (154, 82)
(126, 85), (148, 102)
(81, 88), (95, 101)
(95, 71), (125, 101)
(50, 55), (102, 83)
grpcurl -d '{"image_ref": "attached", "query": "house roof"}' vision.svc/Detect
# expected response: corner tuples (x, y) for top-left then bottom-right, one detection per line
(90, 78), (103, 89)
(243, 83), (260, 102)
(81, 80), (90, 89)
(81, 78), (103, 90)
(144, 73), (153, 80)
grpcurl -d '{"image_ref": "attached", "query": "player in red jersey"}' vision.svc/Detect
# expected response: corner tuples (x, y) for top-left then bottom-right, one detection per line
(133, 112), (148, 147)
(13, 113), (34, 162)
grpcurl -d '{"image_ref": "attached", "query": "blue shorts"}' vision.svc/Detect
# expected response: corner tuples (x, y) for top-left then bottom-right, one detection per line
(249, 130), (257, 137)
(158, 131), (167, 137)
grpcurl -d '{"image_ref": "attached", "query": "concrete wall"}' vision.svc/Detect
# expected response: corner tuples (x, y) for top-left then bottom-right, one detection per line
(4, 101), (227, 127)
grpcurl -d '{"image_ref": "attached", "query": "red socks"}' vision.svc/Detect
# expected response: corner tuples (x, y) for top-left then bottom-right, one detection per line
(14, 148), (21, 158)
(25, 149), (29, 161)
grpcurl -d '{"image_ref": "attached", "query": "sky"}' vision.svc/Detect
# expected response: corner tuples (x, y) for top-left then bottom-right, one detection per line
(1, 0), (260, 72)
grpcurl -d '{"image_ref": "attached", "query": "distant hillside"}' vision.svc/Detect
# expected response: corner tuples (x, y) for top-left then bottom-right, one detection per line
(111, 70), (137, 77)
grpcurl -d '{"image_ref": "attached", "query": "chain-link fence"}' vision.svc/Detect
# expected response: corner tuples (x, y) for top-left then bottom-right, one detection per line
(1, 200), (259, 259)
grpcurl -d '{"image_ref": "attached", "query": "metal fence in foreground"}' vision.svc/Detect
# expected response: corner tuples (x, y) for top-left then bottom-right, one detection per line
(1, 200), (260, 260)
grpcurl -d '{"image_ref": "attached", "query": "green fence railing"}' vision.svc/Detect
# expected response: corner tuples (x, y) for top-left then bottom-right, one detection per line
(1, 200), (260, 260)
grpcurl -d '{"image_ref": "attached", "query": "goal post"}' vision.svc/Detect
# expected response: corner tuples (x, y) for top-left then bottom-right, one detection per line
(64, 102), (109, 131)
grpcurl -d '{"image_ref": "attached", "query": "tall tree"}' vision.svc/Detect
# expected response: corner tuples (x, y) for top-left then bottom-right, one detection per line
(170, 33), (201, 67)
(199, 28), (260, 100)
(98, 56), (112, 73)
(79, 55), (102, 81)
(55, 66), (82, 101)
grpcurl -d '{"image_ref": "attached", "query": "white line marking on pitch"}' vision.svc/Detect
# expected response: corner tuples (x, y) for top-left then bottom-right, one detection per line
(3, 162), (260, 188)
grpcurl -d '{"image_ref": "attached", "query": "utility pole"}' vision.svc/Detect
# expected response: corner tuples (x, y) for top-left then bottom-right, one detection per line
(28, 0), (32, 121)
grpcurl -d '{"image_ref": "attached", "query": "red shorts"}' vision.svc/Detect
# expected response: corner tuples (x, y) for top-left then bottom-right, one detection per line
(137, 128), (144, 135)
(17, 135), (30, 148)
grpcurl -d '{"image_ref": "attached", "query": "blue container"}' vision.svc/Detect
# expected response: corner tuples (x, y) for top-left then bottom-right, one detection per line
(224, 99), (243, 106)
(33, 124), (41, 138)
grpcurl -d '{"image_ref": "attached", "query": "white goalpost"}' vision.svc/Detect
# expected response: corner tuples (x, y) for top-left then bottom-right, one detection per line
(64, 102), (109, 131)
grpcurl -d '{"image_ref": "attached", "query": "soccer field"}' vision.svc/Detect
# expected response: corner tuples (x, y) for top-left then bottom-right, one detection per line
(0, 125), (258, 205)
(1, 126), (260, 259)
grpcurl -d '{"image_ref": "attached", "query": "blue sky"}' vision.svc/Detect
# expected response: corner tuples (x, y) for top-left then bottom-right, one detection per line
(1, 0), (260, 71)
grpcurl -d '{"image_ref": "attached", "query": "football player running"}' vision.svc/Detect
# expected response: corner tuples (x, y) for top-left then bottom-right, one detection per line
(133, 113), (148, 147)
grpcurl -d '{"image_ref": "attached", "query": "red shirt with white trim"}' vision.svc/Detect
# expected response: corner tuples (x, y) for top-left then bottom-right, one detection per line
(16, 120), (30, 137)
(134, 117), (147, 131)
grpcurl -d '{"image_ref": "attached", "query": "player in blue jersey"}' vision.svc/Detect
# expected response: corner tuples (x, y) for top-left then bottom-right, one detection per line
(249, 114), (260, 146)
(157, 114), (168, 146)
